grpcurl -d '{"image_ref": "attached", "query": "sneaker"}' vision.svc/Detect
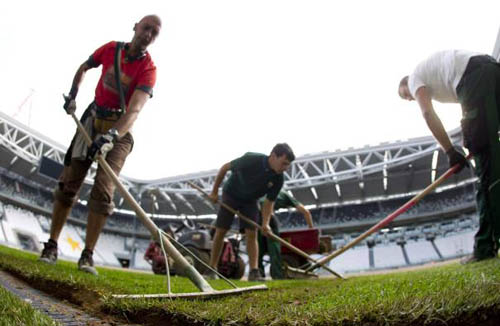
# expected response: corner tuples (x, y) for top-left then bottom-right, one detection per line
(39, 240), (58, 264)
(78, 249), (98, 276)
(460, 254), (496, 265)
(203, 269), (219, 280)
(248, 268), (265, 282)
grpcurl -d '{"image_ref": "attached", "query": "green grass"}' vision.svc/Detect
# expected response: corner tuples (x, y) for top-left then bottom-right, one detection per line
(0, 282), (59, 326)
(0, 244), (499, 325)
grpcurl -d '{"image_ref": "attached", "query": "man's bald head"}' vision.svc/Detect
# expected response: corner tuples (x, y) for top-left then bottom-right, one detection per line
(398, 75), (414, 101)
(131, 15), (162, 52)
(138, 15), (162, 28)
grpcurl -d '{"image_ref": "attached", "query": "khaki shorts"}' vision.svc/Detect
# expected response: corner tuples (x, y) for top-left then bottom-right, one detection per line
(54, 132), (134, 216)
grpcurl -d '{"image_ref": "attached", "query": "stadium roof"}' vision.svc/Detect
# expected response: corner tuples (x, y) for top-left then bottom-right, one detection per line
(0, 110), (475, 216)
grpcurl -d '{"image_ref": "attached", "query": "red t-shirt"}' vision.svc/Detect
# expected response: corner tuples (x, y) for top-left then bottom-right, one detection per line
(89, 41), (157, 110)
(144, 242), (164, 261)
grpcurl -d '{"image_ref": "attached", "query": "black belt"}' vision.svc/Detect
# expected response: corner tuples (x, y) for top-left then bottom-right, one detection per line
(93, 102), (123, 119)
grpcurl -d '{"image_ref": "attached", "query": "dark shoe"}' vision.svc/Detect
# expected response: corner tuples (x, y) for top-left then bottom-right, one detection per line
(203, 269), (219, 280)
(460, 254), (496, 265)
(248, 268), (265, 282)
(39, 240), (58, 264)
(78, 249), (98, 276)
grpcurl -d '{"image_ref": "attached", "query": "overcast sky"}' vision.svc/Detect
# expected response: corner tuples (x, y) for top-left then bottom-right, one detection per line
(1, 0), (499, 180)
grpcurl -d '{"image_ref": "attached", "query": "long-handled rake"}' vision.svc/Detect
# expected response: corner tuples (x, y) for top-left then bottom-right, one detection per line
(188, 182), (345, 279)
(69, 111), (267, 298)
(304, 157), (472, 273)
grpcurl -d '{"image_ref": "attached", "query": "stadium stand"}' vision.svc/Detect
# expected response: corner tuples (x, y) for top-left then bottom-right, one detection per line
(131, 238), (152, 270)
(328, 246), (370, 274)
(0, 112), (486, 274)
(91, 232), (126, 267)
(3, 205), (46, 251)
(373, 244), (406, 269)
(0, 218), (16, 246)
(56, 224), (85, 261)
(0, 168), (481, 274)
(277, 183), (476, 232)
(405, 240), (440, 264)
(434, 230), (475, 258)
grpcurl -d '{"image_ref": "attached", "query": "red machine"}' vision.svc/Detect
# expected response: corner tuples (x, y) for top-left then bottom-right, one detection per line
(279, 228), (332, 269)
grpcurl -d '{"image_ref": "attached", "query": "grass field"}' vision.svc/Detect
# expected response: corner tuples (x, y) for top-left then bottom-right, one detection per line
(0, 244), (499, 326)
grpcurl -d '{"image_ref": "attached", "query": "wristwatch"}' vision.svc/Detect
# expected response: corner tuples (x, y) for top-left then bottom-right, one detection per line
(107, 128), (120, 141)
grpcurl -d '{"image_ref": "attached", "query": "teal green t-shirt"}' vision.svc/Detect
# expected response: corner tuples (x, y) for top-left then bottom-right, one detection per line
(259, 191), (300, 210)
(223, 152), (284, 202)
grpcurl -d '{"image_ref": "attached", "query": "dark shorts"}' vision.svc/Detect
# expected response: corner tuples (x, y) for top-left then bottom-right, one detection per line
(215, 192), (258, 231)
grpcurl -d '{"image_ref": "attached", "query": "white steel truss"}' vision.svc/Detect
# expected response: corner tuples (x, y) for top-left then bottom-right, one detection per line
(0, 111), (135, 190)
(1, 110), (465, 215)
(141, 132), (463, 195)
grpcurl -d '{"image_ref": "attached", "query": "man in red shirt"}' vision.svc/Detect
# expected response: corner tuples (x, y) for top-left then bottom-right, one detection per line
(39, 15), (162, 276)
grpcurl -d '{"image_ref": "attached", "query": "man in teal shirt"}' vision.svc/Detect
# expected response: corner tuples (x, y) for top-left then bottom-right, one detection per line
(258, 191), (313, 279)
(207, 143), (295, 281)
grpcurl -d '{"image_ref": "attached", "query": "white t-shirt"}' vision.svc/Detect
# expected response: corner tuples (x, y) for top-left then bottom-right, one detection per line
(408, 50), (480, 103)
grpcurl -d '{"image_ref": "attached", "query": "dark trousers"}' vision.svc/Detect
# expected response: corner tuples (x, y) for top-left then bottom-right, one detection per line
(257, 215), (284, 279)
(456, 55), (500, 259)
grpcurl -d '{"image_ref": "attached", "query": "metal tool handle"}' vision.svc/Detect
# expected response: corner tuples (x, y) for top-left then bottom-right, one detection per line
(69, 112), (213, 292)
(305, 156), (472, 272)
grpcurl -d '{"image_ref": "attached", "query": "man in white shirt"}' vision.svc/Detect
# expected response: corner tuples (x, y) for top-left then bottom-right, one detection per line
(398, 50), (500, 263)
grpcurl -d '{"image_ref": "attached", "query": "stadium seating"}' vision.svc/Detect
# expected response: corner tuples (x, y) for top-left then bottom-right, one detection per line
(278, 184), (476, 229)
(434, 230), (475, 258)
(131, 239), (153, 270)
(3, 206), (46, 251)
(328, 246), (370, 273)
(373, 244), (406, 269)
(55, 224), (86, 261)
(0, 168), (483, 274)
(405, 240), (440, 264)
(93, 232), (128, 267)
(0, 212), (22, 248)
